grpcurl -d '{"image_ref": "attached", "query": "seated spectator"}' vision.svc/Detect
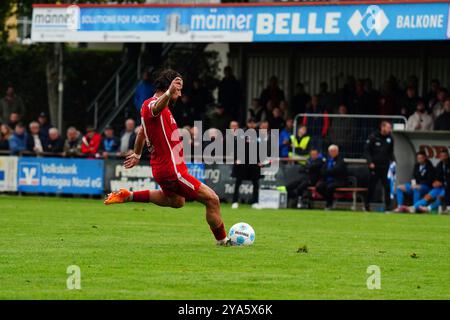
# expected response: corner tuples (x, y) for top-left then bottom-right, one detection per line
(289, 125), (311, 160)
(9, 123), (27, 155)
(434, 98), (450, 131)
(119, 119), (137, 156)
(63, 126), (82, 157)
(7, 112), (21, 130)
(26, 121), (45, 154)
(0, 124), (12, 151)
(286, 149), (324, 208)
(268, 107), (285, 130)
(431, 88), (447, 119)
(0, 86), (25, 123)
(247, 98), (266, 124)
(37, 112), (53, 139)
(410, 149), (449, 213)
(99, 126), (120, 158)
(81, 126), (101, 158)
(406, 100), (434, 131)
(44, 128), (64, 153)
(395, 151), (435, 212)
(279, 118), (294, 158)
(315, 144), (348, 210)
(204, 103), (232, 133)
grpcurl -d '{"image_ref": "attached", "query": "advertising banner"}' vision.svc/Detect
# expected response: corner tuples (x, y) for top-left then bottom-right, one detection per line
(17, 157), (104, 195)
(32, 2), (450, 43)
(0, 156), (18, 192)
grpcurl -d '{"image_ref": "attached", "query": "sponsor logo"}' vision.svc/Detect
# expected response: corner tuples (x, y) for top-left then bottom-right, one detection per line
(348, 5), (389, 36)
(18, 162), (40, 186)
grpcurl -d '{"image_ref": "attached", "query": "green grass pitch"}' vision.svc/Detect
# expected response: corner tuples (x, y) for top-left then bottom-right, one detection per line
(0, 195), (449, 299)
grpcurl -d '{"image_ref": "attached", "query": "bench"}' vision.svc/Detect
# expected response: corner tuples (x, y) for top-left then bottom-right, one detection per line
(307, 186), (368, 211)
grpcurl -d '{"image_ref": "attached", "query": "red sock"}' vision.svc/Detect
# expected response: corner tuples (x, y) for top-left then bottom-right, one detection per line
(210, 222), (227, 241)
(132, 190), (150, 203)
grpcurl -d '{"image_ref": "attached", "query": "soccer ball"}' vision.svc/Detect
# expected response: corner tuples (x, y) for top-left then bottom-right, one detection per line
(228, 222), (255, 246)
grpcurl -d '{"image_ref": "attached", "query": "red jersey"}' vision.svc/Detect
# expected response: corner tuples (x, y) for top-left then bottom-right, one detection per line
(141, 96), (188, 180)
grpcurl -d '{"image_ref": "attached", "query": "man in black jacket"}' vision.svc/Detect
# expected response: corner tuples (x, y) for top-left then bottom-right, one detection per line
(394, 151), (435, 212)
(315, 144), (348, 210)
(364, 121), (395, 211)
(286, 149), (324, 208)
(434, 99), (450, 131)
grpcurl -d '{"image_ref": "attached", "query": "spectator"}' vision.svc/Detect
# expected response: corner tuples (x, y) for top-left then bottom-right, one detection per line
(400, 86), (420, 117)
(279, 100), (289, 119)
(119, 119), (137, 155)
(302, 95), (329, 150)
(63, 126), (82, 157)
(26, 121), (45, 154)
(315, 144), (348, 210)
(395, 151), (435, 212)
(431, 88), (447, 119)
(328, 104), (353, 156)
(259, 76), (285, 109)
(0, 124), (12, 151)
(37, 112), (52, 139)
(348, 80), (370, 114)
(291, 82), (311, 116)
(364, 78), (380, 115)
(318, 81), (335, 112)
(411, 149), (449, 213)
(268, 107), (285, 130)
(0, 86), (25, 123)
(406, 100), (434, 131)
(81, 126), (101, 158)
(218, 66), (241, 121)
(134, 69), (155, 114)
(44, 127), (64, 153)
(286, 148), (324, 208)
(7, 112), (21, 130)
(190, 79), (213, 119)
(289, 125), (311, 159)
(434, 99), (450, 131)
(172, 94), (193, 128)
(204, 104), (232, 133)
(279, 118), (294, 158)
(9, 123), (27, 155)
(99, 126), (120, 158)
(247, 98), (266, 124)
(425, 79), (441, 108)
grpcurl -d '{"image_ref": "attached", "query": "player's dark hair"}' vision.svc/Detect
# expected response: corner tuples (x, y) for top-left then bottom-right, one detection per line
(416, 151), (427, 157)
(153, 69), (181, 91)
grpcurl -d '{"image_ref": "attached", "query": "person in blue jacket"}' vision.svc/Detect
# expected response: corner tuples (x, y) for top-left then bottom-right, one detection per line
(9, 122), (27, 155)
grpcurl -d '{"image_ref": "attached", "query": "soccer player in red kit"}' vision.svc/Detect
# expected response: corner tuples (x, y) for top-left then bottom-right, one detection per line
(104, 69), (230, 245)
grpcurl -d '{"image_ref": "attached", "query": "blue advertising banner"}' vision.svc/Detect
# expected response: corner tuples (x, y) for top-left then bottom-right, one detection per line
(31, 2), (450, 42)
(17, 157), (104, 195)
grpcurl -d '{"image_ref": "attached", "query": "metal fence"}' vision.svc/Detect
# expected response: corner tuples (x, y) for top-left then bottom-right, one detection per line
(293, 113), (407, 159)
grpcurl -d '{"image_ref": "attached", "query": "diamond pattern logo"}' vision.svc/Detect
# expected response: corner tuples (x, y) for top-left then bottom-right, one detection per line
(348, 5), (389, 36)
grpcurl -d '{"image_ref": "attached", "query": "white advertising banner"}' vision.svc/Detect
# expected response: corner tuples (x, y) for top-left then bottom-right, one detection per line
(0, 156), (18, 192)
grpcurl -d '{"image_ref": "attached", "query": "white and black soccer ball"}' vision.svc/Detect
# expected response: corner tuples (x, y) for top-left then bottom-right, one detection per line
(229, 222), (255, 246)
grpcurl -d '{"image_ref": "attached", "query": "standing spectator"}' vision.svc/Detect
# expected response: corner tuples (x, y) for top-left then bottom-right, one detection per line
(0, 124), (12, 151)
(190, 79), (213, 120)
(9, 123), (27, 155)
(302, 95), (329, 151)
(44, 128), (64, 153)
(172, 94), (193, 127)
(328, 104), (353, 157)
(289, 125), (311, 159)
(424, 79), (441, 108)
(119, 119), (137, 155)
(218, 66), (241, 121)
(259, 76), (285, 109)
(400, 86), (420, 117)
(37, 112), (52, 139)
(434, 99), (450, 131)
(364, 78), (380, 115)
(0, 86), (25, 123)
(279, 100), (289, 120)
(406, 100), (434, 131)
(26, 121), (45, 154)
(81, 126), (102, 158)
(204, 104), (232, 133)
(431, 88), (447, 119)
(291, 82), (311, 116)
(279, 118), (294, 158)
(247, 98), (266, 124)
(364, 121), (395, 212)
(63, 126), (82, 157)
(99, 126), (120, 158)
(7, 112), (21, 130)
(134, 69), (155, 114)
(395, 151), (435, 212)
(318, 82), (335, 112)
(348, 80), (370, 114)
(315, 145), (348, 210)
(268, 107), (285, 130)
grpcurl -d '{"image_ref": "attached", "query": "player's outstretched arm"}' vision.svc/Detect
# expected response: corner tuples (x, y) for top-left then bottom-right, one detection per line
(151, 77), (183, 116)
(124, 127), (145, 169)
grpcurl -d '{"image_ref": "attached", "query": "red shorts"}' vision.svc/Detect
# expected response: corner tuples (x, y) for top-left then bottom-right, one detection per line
(155, 172), (202, 200)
